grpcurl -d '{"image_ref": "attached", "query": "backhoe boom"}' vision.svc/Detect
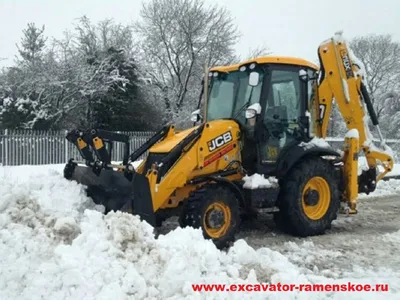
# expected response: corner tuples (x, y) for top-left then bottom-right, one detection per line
(314, 31), (394, 212)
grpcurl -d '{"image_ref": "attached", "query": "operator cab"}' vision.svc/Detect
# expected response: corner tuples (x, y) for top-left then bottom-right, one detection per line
(196, 56), (318, 175)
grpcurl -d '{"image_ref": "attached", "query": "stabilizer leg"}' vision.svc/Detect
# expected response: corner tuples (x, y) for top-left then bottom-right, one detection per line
(341, 132), (359, 214)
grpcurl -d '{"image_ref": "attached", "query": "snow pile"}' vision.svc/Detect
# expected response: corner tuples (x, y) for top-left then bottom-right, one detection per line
(0, 164), (65, 181)
(1, 165), (400, 299)
(243, 174), (278, 189)
(0, 167), (101, 220)
(0, 170), (315, 300)
(0, 169), (98, 300)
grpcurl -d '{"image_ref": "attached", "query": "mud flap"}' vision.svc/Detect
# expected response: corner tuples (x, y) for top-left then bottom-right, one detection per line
(131, 173), (156, 227)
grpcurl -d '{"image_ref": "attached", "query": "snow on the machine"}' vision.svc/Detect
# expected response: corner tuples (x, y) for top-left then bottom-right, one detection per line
(345, 129), (359, 139)
(1, 165), (400, 299)
(243, 174), (278, 189)
(299, 137), (333, 150)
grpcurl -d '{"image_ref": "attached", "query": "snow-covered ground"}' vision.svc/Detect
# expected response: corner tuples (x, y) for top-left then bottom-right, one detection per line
(1, 164), (400, 299)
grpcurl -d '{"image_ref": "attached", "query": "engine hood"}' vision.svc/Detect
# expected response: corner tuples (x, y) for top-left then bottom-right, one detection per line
(149, 126), (199, 153)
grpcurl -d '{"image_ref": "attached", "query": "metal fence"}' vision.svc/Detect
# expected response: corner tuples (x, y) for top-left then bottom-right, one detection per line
(1, 129), (399, 166)
(0, 129), (155, 166)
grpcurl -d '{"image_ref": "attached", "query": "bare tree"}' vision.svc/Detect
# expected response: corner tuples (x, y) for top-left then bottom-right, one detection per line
(245, 44), (271, 60)
(349, 34), (400, 118)
(135, 0), (240, 119)
(233, 44), (272, 63)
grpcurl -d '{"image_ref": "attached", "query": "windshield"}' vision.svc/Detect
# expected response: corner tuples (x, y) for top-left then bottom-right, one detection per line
(206, 70), (264, 124)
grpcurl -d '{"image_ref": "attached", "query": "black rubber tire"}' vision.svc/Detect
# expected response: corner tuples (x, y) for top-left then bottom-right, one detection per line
(178, 202), (189, 227)
(181, 183), (240, 249)
(274, 157), (340, 237)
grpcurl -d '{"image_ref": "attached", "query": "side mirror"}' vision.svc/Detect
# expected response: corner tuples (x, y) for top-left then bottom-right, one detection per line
(245, 103), (262, 119)
(299, 69), (308, 81)
(190, 109), (202, 122)
(248, 72), (260, 87)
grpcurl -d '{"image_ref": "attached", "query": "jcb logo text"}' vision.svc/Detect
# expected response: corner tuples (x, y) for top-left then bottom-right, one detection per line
(208, 131), (233, 152)
(340, 49), (354, 79)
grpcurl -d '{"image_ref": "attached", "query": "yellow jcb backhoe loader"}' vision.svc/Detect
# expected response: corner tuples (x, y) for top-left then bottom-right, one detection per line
(64, 32), (394, 249)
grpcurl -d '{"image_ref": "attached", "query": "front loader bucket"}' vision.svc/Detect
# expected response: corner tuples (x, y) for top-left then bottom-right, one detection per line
(65, 164), (133, 212)
(63, 127), (171, 226)
(65, 163), (156, 226)
(131, 172), (155, 226)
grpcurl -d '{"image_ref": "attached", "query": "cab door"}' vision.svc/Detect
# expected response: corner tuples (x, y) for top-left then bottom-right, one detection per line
(256, 65), (308, 174)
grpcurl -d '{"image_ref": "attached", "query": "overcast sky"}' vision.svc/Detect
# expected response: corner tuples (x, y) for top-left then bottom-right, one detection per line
(1, 0), (399, 68)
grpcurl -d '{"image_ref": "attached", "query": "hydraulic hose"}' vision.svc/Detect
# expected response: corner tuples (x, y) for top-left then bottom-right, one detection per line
(360, 82), (379, 126)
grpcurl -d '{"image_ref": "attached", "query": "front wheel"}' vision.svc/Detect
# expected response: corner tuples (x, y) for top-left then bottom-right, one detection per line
(274, 157), (340, 236)
(181, 183), (240, 249)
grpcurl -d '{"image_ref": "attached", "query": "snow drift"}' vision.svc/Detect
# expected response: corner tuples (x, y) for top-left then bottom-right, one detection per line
(1, 165), (400, 299)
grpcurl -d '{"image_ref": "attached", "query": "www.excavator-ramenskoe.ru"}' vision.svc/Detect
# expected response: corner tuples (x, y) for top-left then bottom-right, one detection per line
(63, 31), (394, 249)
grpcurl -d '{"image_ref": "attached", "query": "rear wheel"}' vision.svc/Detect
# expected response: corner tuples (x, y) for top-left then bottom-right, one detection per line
(274, 157), (340, 236)
(181, 184), (240, 249)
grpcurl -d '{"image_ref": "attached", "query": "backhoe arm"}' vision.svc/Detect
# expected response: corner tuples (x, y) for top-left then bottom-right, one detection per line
(313, 32), (394, 212)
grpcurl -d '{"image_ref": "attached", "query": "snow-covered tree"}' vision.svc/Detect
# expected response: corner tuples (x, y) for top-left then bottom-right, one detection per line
(135, 0), (240, 126)
(16, 23), (47, 67)
(0, 18), (161, 131)
(70, 17), (162, 130)
(349, 34), (400, 138)
(0, 23), (50, 129)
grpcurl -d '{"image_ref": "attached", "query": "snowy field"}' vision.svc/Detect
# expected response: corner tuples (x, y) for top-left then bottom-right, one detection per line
(1, 164), (400, 299)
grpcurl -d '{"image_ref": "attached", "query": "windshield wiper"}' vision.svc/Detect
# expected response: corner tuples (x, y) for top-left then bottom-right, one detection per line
(233, 87), (254, 119)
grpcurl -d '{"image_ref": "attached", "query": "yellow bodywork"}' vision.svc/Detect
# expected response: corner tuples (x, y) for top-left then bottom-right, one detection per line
(343, 136), (359, 213)
(139, 119), (243, 212)
(134, 36), (393, 216)
(150, 127), (199, 153)
(210, 56), (318, 72)
(140, 57), (320, 213)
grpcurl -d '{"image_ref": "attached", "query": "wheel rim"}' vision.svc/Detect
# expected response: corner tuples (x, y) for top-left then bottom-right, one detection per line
(203, 202), (231, 238)
(301, 176), (331, 220)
